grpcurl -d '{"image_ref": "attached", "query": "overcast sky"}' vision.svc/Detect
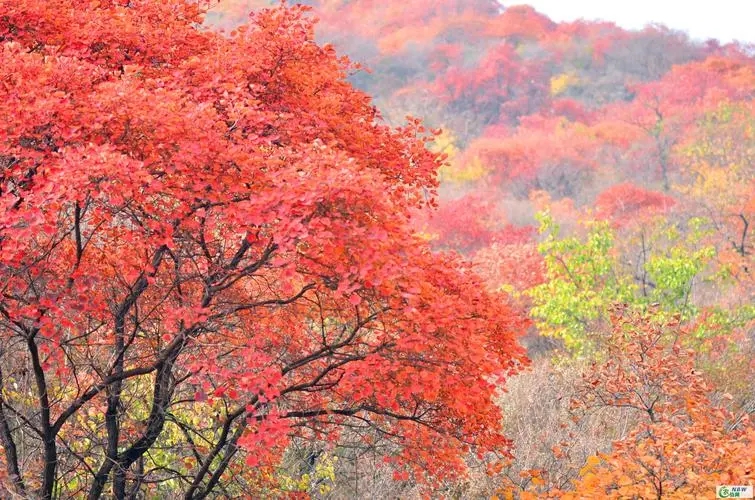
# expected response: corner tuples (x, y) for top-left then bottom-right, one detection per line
(517, 1), (754, 44)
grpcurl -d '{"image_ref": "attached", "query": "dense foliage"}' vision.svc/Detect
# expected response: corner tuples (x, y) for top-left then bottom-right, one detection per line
(0, 1), (529, 497)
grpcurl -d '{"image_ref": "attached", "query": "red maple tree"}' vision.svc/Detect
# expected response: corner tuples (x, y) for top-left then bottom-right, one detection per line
(0, 1), (527, 497)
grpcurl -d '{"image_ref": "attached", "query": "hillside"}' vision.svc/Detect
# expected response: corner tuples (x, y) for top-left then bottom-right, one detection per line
(210, 1), (753, 246)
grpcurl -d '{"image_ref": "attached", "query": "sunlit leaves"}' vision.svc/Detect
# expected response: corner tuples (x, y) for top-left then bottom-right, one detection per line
(526, 212), (725, 353)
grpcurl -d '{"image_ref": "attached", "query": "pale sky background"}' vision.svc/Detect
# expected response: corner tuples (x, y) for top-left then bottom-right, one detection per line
(517, 0), (755, 44)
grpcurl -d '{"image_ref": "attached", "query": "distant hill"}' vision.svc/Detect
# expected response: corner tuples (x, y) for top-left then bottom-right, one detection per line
(208, 1), (754, 254)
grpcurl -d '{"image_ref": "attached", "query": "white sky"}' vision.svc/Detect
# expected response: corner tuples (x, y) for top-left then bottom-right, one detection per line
(517, 1), (755, 44)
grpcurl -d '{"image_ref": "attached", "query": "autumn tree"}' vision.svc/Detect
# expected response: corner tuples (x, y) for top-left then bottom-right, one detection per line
(594, 183), (675, 225)
(494, 307), (755, 499)
(0, 1), (527, 498)
(527, 212), (722, 353)
(676, 100), (755, 258)
(605, 56), (755, 191)
(562, 307), (755, 499)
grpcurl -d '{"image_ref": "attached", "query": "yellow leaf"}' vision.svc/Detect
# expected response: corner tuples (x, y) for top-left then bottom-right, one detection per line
(550, 72), (579, 96)
(579, 455), (602, 477)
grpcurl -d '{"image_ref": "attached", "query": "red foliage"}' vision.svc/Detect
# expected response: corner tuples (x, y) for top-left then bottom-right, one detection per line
(548, 98), (591, 122)
(485, 5), (556, 41)
(426, 194), (535, 253)
(595, 183), (676, 224)
(473, 242), (546, 294)
(434, 42), (547, 120)
(0, 1), (528, 496)
(465, 117), (605, 199)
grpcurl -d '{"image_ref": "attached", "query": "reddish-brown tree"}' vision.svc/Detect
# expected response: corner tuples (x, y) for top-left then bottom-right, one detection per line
(561, 307), (755, 499)
(495, 307), (755, 499)
(595, 183), (675, 225)
(0, 1), (527, 497)
(422, 192), (535, 253)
